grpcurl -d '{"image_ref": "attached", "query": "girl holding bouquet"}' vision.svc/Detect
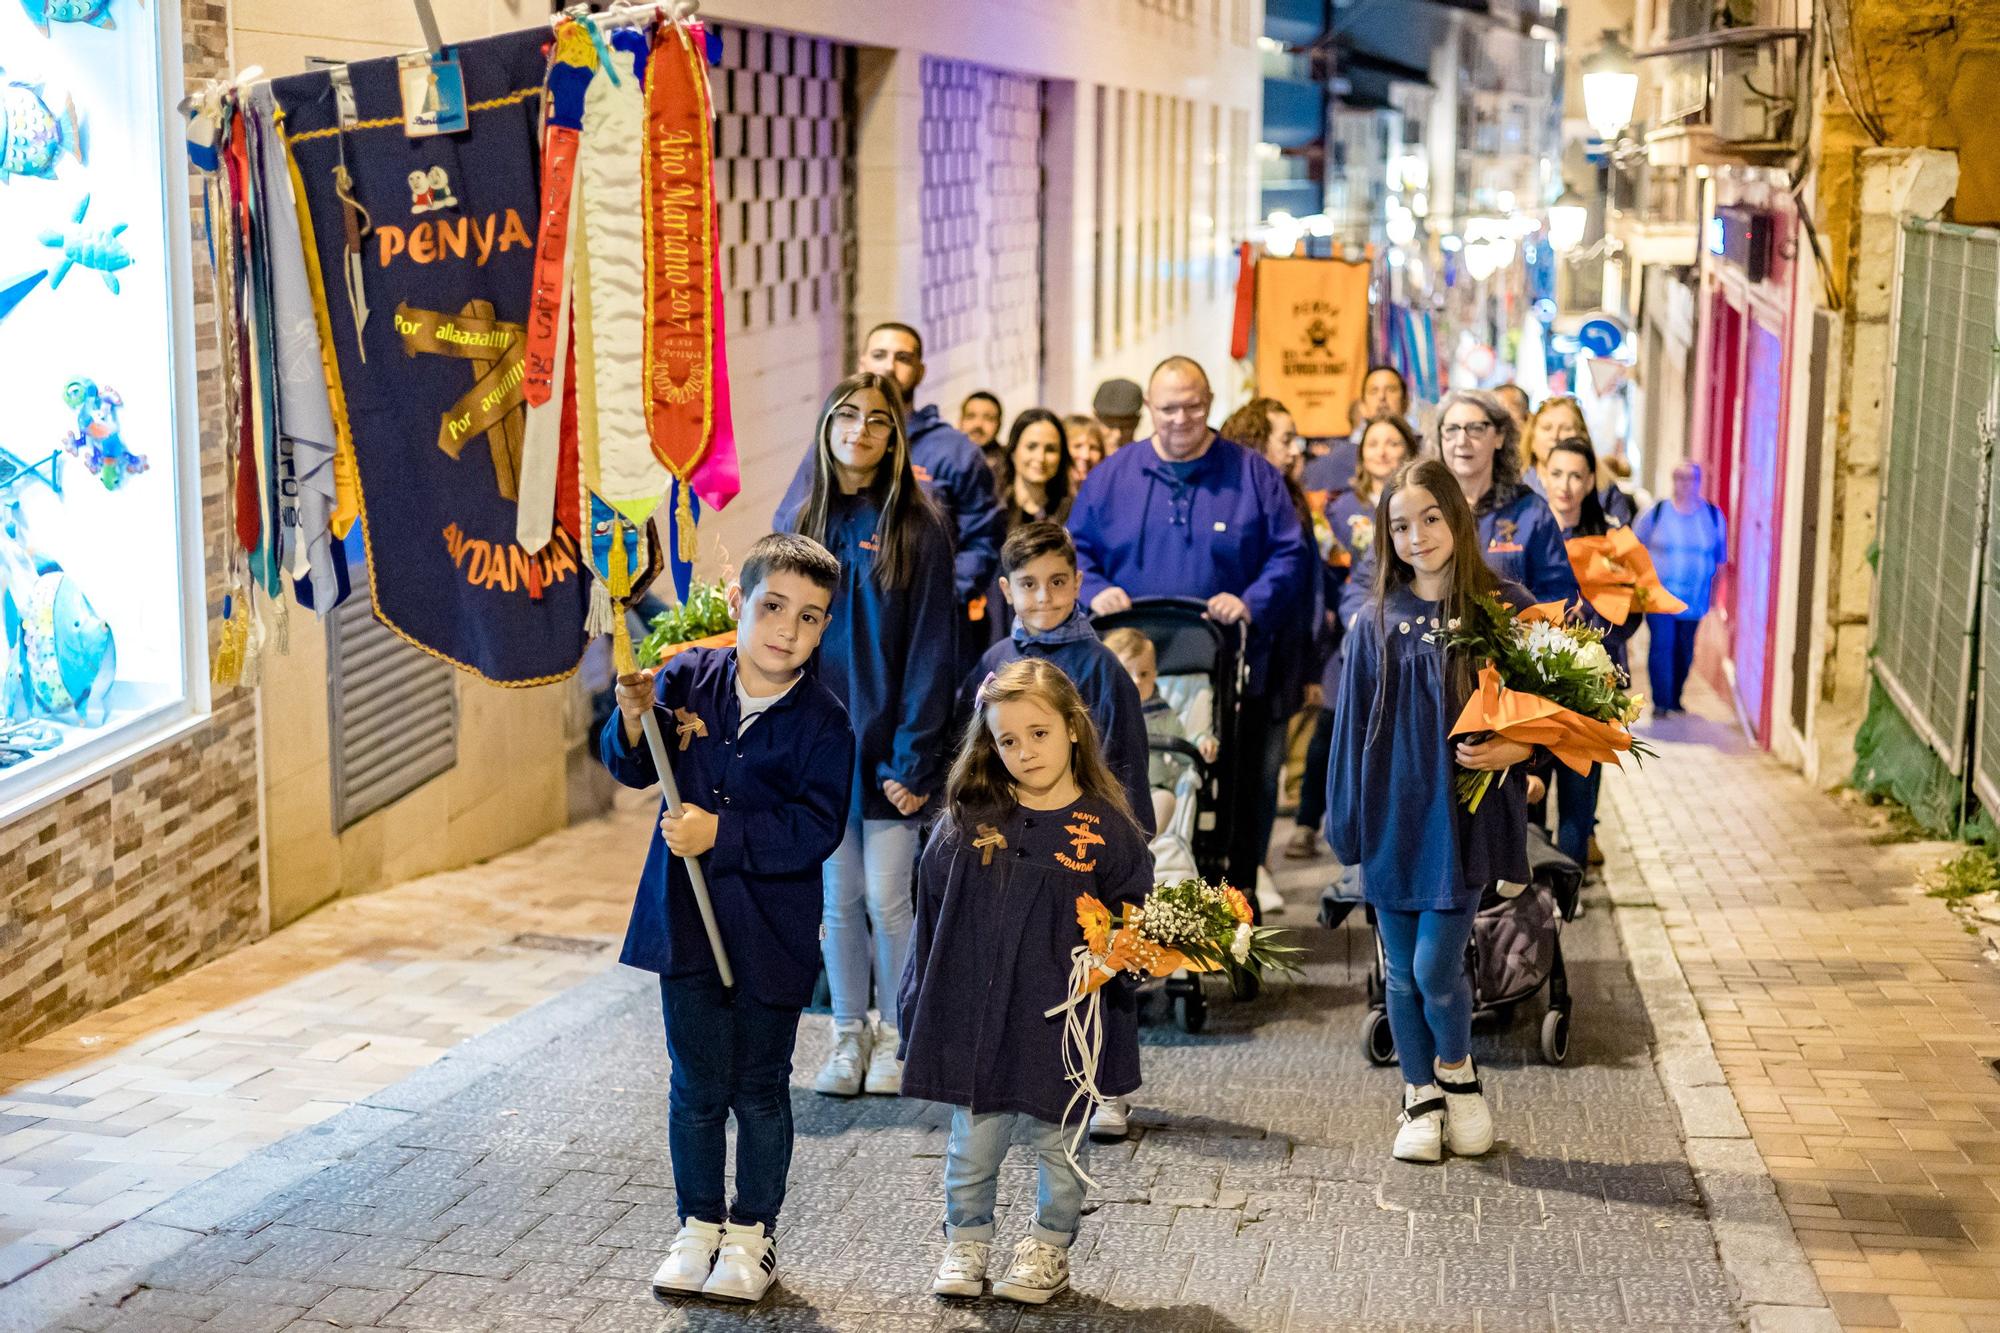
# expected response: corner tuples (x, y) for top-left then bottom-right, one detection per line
(1540, 435), (1640, 869)
(1326, 458), (1532, 1164)
(897, 659), (1151, 1305)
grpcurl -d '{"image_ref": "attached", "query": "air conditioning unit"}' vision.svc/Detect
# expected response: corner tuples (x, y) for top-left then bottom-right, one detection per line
(1711, 41), (1791, 143)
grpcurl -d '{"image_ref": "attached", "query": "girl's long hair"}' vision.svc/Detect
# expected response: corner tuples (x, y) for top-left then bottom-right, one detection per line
(1365, 457), (1501, 746)
(1352, 414), (1419, 502)
(1546, 436), (1611, 537)
(945, 658), (1139, 835)
(795, 372), (939, 590)
(993, 408), (1074, 523)
(1428, 388), (1522, 510)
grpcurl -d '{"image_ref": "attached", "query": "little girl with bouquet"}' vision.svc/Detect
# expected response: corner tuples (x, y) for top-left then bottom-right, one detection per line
(897, 658), (1152, 1305)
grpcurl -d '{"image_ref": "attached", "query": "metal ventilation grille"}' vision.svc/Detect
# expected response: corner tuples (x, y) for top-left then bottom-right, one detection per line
(327, 585), (458, 831)
(1873, 220), (1998, 779)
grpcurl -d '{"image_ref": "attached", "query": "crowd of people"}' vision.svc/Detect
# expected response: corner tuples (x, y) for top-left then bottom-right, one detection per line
(600, 319), (1731, 1308)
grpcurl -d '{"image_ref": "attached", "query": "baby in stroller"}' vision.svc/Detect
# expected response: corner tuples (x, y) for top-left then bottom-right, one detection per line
(1104, 628), (1218, 857)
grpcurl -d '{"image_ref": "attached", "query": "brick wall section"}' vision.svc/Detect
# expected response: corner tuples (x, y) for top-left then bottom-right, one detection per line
(0, 0), (263, 1051)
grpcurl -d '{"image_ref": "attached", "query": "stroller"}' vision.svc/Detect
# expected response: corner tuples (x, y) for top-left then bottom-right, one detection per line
(1347, 825), (1584, 1066)
(1093, 597), (1247, 1033)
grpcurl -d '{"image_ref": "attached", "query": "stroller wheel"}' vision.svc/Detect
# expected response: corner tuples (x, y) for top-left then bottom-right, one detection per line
(1362, 1008), (1397, 1066)
(1174, 987), (1208, 1033)
(1540, 1008), (1571, 1065)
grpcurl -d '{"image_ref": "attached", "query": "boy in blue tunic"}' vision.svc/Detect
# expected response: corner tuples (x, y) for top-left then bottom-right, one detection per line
(959, 522), (1155, 839)
(604, 534), (856, 1307)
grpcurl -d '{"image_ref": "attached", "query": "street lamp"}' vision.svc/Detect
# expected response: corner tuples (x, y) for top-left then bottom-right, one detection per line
(1581, 30), (1639, 141)
(1548, 184), (1589, 253)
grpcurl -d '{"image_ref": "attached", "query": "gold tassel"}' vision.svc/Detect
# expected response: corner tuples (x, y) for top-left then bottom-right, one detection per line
(676, 479), (697, 563)
(605, 518), (639, 674)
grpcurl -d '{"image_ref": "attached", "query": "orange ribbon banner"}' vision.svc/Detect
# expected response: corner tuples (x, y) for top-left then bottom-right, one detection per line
(643, 23), (717, 480)
(1253, 256), (1371, 438)
(1565, 526), (1688, 625)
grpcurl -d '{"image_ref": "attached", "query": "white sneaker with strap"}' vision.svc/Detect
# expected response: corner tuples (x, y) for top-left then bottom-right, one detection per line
(931, 1238), (991, 1298)
(1435, 1055), (1494, 1156)
(1393, 1082), (1445, 1163)
(863, 1022), (903, 1095)
(813, 1021), (871, 1097)
(990, 1235), (1070, 1304)
(701, 1221), (778, 1304)
(649, 1219), (723, 1297)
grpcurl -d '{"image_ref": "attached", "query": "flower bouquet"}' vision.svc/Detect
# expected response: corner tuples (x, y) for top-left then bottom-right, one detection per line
(1042, 880), (1301, 1178)
(1564, 526), (1687, 625)
(1439, 594), (1652, 811)
(636, 578), (737, 668)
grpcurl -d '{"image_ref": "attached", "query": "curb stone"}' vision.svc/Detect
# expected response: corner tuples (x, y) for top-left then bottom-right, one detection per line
(1605, 871), (1839, 1333)
(0, 966), (650, 1333)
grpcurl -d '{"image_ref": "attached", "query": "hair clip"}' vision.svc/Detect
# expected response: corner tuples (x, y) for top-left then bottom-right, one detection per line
(972, 671), (998, 708)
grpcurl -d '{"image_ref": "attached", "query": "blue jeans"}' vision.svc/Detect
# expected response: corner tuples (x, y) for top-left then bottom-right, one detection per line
(943, 1107), (1086, 1248)
(1375, 906), (1476, 1085)
(1646, 613), (1699, 710)
(821, 816), (920, 1026)
(1553, 763), (1602, 867)
(660, 974), (803, 1231)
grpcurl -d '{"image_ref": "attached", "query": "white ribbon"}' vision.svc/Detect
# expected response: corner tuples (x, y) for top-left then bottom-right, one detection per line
(1044, 946), (1118, 1190)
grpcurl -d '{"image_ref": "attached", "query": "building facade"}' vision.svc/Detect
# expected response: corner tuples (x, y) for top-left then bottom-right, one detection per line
(0, 0), (1265, 1048)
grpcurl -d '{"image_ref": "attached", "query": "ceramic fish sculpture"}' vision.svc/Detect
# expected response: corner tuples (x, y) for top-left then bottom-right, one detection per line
(11, 568), (115, 726)
(18, 0), (122, 34)
(60, 378), (146, 489)
(41, 195), (130, 293)
(0, 72), (83, 182)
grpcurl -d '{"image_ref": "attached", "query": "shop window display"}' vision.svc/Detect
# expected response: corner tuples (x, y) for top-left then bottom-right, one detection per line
(0, 0), (197, 802)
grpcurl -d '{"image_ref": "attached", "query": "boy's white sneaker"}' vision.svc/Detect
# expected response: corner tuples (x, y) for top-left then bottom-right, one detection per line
(863, 1023), (903, 1095)
(931, 1239), (991, 1298)
(701, 1221), (777, 1303)
(1393, 1082), (1446, 1163)
(649, 1219), (723, 1298)
(991, 1235), (1070, 1304)
(1088, 1096), (1130, 1142)
(813, 1021), (871, 1097)
(1435, 1056), (1495, 1156)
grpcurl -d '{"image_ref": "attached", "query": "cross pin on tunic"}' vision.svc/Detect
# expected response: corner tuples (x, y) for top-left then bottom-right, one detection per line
(673, 707), (707, 751)
(973, 824), (1007, 866)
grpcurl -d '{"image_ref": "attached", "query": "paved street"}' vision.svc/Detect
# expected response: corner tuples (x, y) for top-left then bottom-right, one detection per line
(21, 850), (1739, 1333)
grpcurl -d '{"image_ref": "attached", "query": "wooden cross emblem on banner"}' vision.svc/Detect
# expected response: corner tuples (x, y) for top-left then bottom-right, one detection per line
(395, 300), (527, 499)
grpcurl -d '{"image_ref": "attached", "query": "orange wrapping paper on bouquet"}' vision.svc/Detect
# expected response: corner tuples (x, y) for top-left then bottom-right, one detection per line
(1449, 662), (1637, 776)
(1564, 526), (1687, 625)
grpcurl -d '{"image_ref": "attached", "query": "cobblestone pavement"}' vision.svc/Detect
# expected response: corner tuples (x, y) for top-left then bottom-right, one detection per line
(22, 847), (1741, 1333)
(1608, 672), (2000, 1332)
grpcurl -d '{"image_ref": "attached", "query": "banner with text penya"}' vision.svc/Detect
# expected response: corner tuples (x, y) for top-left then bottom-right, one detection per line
(273, 27), (587, 685)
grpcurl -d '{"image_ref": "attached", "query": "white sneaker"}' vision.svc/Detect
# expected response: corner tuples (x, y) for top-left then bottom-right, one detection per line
(813, 1022), (871, 1097)
(990, 1235), (1069, 1304)
(1435, 1056), (1494, 1156)
(701, 1221), (777, 1304)
(931, 1238), (991, 1299)
(863, 1023), (903, 1095)
(649, 1219), (723, 1297)
(1393, 1082), (1445, 1163)
(1088, 1096), (1129, 1142)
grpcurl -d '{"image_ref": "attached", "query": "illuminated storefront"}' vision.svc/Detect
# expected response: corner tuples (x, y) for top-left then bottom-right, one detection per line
(0, 0), (203, 811)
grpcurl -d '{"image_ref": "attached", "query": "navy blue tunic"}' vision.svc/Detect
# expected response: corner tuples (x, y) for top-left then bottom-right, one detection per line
(773, 488), (959, 822)
(1067, 437), (1313, 696)
(601, 647), (856, 1008)
(1325, 584), (1532, 912)
(960, 612), (1156, 837)
(897, 796), (1152, 1124)
(1339, 482), (1579, 627)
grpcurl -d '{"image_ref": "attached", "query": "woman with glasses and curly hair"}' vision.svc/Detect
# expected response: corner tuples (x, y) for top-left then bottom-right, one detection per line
(1337, 389), (1577, 626)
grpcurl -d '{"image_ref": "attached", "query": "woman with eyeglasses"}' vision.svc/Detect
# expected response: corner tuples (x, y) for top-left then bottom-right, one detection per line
(775, 371), (958, 1102)
(1338, 390), (1577, 626)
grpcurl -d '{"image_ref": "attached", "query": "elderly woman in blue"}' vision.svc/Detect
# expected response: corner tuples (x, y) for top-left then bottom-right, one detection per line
(1339, 390), (1578, 626)
(1327, 458), (1532, 1165)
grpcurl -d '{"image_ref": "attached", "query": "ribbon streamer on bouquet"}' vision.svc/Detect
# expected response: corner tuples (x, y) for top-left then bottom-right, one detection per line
(1043, 947), (1122, 1190)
